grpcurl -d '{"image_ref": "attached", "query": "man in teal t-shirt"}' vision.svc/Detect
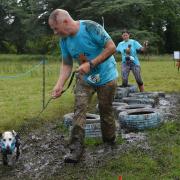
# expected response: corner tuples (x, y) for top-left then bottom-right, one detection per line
(49, 9), (118, 163)
(116, 30), (147, 92)
(60, 20), (118, 86)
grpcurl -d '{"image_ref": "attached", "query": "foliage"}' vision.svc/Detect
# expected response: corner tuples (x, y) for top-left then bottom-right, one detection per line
(1, 41), (17, 53)
(26, 35), (60, 55)
(0, 0), (180, 54)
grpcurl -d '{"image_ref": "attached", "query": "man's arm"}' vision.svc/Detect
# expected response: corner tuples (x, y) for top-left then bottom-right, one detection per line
(91, 39), (116, 66)
(52, 60), (73, 98)
(137, 40), (148, 53)
(78, 39), (116, 74)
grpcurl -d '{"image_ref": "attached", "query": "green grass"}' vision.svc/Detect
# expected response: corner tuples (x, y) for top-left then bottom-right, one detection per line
(116, 54), (180, 92)
(0, 54), (179, 131)
(0, 54), (179, 179)
(85, 135), (124, 148)
(0, 54), (74, 131)
(52, 121), (179, 180)
(88, 121), (180, 180)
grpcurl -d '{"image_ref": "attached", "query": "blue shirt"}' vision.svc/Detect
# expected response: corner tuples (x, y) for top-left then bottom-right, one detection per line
(60, 20), (118, 86)
(116, 39), (142, 65)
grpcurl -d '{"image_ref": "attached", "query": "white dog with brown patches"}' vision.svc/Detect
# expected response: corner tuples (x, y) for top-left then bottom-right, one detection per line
(0, 130), (21, 166)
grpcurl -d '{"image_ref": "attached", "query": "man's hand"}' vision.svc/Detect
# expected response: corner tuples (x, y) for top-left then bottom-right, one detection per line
(143, 40), (148, 48)
(52, 84), (64, 99)
(77, 62), (91, 74)
(126, 45), (131, 55)
(51, 62), (73, 99)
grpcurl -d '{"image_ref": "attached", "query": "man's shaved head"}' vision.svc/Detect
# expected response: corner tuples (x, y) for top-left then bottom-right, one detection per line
(49, 9), (71, 24)
(48, 9), (78, 37)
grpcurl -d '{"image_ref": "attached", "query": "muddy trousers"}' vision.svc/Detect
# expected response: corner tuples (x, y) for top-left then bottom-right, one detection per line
(121, 63), (144, 91)
(71, 76), (117, 144)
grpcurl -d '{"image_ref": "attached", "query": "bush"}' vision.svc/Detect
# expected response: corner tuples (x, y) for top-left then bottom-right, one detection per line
(26, 35), (60, 55)
(1, 41), (17, 54)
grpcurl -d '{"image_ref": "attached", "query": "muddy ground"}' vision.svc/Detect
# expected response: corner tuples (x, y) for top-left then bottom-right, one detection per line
(0, 93), (179, 180)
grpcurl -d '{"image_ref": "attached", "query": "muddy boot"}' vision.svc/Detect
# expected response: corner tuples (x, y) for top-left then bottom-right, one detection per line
(103, 135), (116, 146)
(102, 135), (117, 152)
(64, 126), (85, 163)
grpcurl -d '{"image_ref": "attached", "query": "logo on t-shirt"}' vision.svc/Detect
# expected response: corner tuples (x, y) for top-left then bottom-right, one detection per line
(87, 74), (100, 84)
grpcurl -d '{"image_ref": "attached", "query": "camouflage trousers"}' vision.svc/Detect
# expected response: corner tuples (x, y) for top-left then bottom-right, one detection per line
(72, 74), (117, 142)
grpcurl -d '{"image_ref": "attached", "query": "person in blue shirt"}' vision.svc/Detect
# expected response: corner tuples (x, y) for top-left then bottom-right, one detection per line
(48, 9), (118, 163)
(116, 30), (147, 92)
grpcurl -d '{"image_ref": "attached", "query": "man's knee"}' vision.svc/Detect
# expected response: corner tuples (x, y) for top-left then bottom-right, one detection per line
(99, 102), (112, 114)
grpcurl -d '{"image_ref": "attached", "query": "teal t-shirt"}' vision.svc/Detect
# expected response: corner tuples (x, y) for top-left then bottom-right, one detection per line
(60, 20), (118, 86)
(116, 39), (142, 65)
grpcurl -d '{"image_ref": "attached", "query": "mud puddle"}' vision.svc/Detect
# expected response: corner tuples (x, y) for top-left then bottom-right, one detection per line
(0, 93), (179, 180)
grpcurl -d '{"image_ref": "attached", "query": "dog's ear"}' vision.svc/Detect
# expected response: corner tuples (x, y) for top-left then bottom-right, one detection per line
(0, 132), (2, 138)
(12, 130), (17, 137)
(12, 130), (20, 141)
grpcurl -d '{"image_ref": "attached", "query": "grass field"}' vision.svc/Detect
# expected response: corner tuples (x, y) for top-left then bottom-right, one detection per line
(86, 121), (180, 180)
(0, 54), (179, 131)
(0, 54), (179, 179)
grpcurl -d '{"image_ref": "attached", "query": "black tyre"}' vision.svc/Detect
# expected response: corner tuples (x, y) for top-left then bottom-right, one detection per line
(63, 113), (74, 127)
(114, 104), (151, 120)
(126, 84), (138, 93)
(129, 92), (159, 99)
(85, 122), (101, 138)
(122, 97), (155, 107)
(156, 91), (165, 98)
(116, 104), (152, 114)
(129, 92), (159, 104)
(115, 87), (129, 100)
(113, 102), (128, 109)
(118, 108), (162, 130)
(63, 113), (100, 127)
(96, 102), (128, 113)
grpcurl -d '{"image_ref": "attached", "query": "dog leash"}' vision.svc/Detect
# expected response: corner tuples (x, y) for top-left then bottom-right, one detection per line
(37, 70), (76, 118)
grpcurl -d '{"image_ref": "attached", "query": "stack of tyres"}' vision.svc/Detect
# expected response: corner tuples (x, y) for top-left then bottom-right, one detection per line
(86, 114), (101, 138)
(112, 102), (128, 111)
(112, 102), (128, 120)
(122, 97), (156, 107)
(114, 87), (129, 102)
(116, 104), (152, 115)
(117, 92), (165, 131)
(96, 102), (128, 113)
(128, 92), (161, 105)
(114, 84), (138, 102)
(63, 113), (101, 138)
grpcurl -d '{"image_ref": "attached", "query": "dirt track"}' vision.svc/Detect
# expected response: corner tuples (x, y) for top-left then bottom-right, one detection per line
(0, 93), (179, 180)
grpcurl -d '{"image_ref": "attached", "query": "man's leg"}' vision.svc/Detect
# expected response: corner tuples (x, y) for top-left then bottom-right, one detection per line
(121, 63), (130, 87)
(64, 75), (95, 163)
(97, 80), (117, 144)
(132, 65), (144, 92)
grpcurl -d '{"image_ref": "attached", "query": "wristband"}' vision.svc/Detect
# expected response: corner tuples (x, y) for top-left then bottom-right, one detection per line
(89, 61), (95, 69)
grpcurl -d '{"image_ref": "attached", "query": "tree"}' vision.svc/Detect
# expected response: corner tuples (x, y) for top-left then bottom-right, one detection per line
(0, 0), (180, 54)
